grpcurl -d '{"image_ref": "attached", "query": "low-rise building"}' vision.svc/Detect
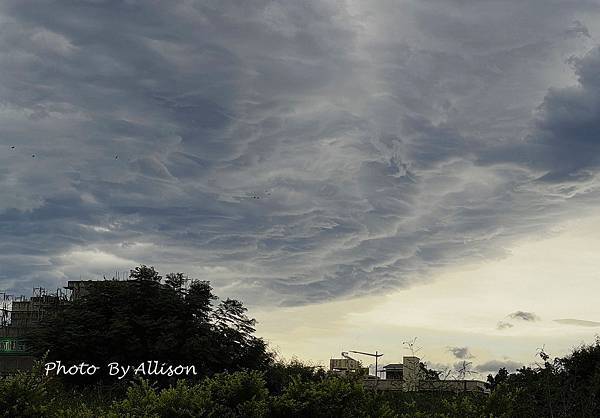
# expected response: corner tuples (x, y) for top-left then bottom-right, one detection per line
(362, 356), (488, 393)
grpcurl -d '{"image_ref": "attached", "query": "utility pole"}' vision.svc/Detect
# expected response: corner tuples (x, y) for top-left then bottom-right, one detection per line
(348, 350), (384, 380)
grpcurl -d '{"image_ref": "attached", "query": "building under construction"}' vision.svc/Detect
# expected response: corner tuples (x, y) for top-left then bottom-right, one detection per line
(0, 287), (70, 375)
(0, 280), (123, 375)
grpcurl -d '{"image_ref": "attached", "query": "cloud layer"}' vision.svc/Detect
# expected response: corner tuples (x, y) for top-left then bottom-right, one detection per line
(475, 360), (523, 374)
(1, 1), (600, 306)
(509, 311), (541, 322)
(448, 346), (474, 360)
(555, 318), (600, 327)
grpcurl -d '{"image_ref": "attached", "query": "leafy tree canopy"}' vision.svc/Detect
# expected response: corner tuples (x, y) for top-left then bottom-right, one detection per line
(26, 266), (273, 384)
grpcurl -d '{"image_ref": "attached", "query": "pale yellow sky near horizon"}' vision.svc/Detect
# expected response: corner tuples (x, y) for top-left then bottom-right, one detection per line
(254, 214), (600, 377)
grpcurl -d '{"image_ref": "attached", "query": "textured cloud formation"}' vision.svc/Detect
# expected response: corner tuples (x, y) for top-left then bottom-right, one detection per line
(475, 360), (522, 373)
(509, 311), (541, 322)
(555, 318), (600, 327)
(448, 346), (474, 359)
(497, 321), (514, 330)
(1, 1), (600, 305)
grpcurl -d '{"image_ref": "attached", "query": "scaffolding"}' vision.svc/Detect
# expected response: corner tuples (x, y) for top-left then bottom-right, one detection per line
(1, 287), (69, 331)
(0, 292), (15, 328)
(1, 279), (126, 375)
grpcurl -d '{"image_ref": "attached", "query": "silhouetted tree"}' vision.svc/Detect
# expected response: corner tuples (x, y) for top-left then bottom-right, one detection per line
(486, 338), (600, 417)
(420, 362), (441, 380)
(165, 272), (185, 291)
(26, 266), (272, 385)
(129, 265), (162, 282)
(186, 280), (216, 322)
(485, 367), (508, 391)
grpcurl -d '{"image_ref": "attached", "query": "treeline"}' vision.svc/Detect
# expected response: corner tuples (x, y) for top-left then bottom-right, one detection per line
(484, 338), (600, 417)
(2, 266), (600, 416)
(0, 363), (487, 417)
(6, 342), (600, 418)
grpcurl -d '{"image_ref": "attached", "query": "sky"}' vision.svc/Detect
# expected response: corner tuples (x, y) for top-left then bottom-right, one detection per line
(2, 0), (600, 376)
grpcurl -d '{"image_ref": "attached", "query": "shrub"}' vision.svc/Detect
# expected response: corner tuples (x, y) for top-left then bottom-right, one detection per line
(0, 369), (51, 418)
(110, 370), (268, 418)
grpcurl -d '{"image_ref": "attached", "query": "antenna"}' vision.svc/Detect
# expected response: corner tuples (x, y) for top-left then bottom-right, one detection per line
(455, 360), (476, 391)
(403, 337), (422, 356)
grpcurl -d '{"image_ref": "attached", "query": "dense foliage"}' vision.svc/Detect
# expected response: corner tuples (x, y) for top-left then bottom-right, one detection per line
(486, 338), (600, 417)
(5, 265), (600, 416)
(0, 363), (487, 418)
(5, 341), (600, 417)
(26, 266), (272, 383)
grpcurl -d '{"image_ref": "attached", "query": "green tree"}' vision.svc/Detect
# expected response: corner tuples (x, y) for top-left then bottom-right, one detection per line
(486, 339), (600, 417)
(26, 266), (272, 384)
(111, 371), (269, 418)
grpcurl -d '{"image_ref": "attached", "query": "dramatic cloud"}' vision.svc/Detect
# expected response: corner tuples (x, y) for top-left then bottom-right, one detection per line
(447, 346), (474, 359)
(555, 318), (600, 327)
(475, 360), (522, 374)
(1, 1), (600, 306)
(508, 311), (541, 322)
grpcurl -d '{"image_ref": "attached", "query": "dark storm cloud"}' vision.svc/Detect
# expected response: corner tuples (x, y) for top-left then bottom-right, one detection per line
(509, 311), (540, 322)
(481, 45), (600, 189)
(475, 360), (522, 373)
(447, 346), (474, 359)
(534, 48), (600, 176)
(1, 1), (600, 305)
